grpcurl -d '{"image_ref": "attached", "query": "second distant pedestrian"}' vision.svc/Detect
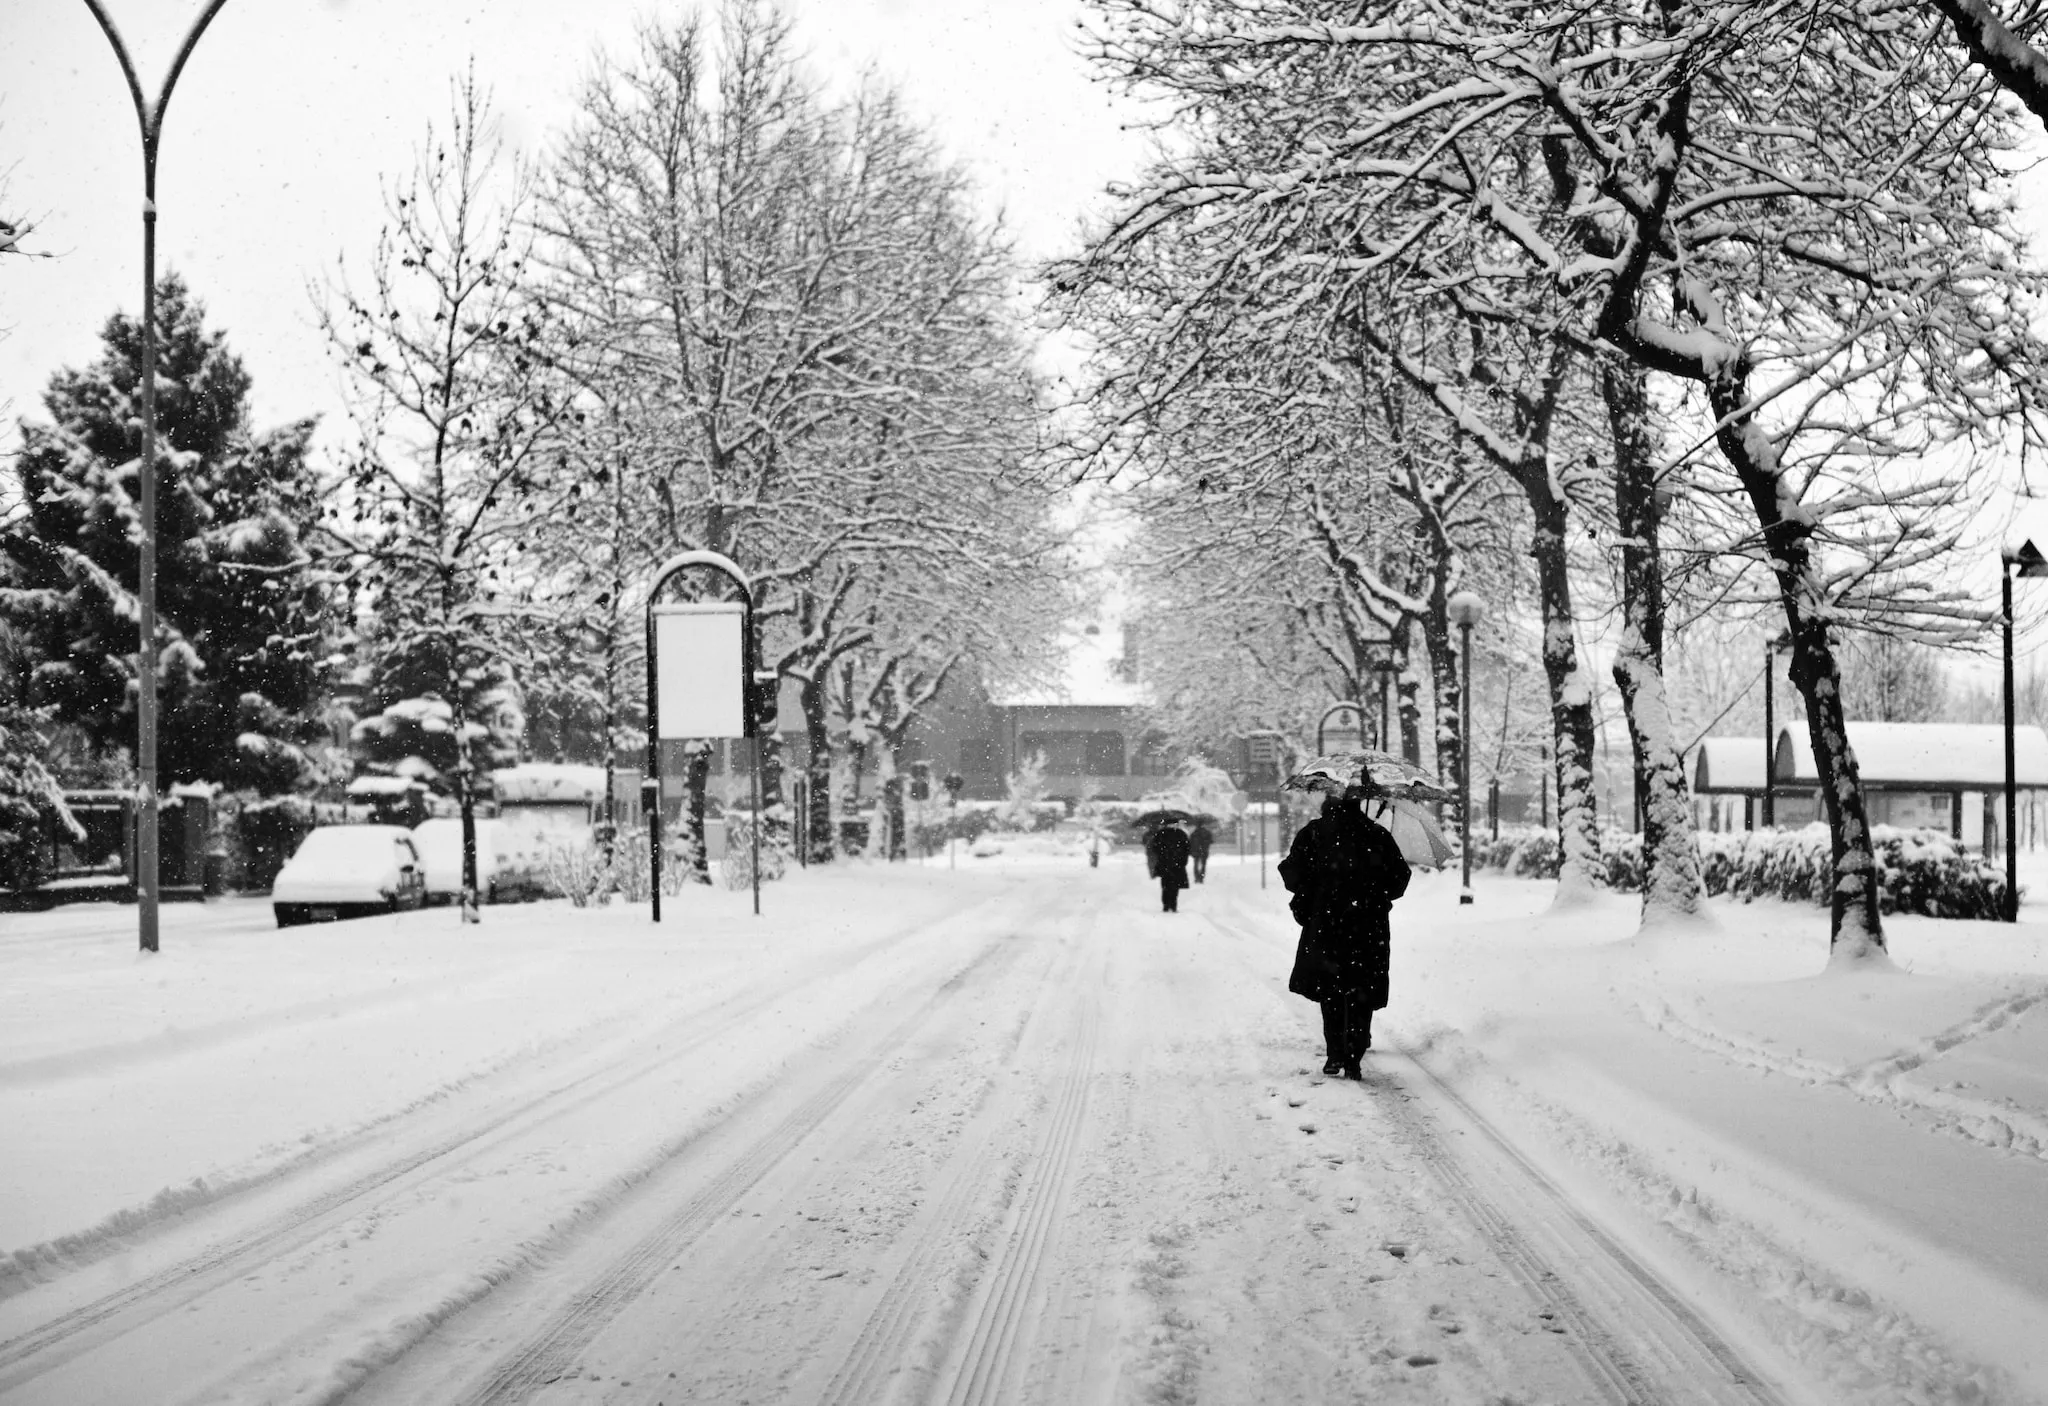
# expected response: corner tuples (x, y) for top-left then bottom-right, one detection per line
(1188, 821), (1213, 883)
(1147, 820), (1192, 913)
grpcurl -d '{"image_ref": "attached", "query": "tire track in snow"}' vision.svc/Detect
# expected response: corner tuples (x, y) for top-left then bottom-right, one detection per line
(1372, 1043), (1791, 1406)
(929, 940), (1104, 1406)
(406, 895), (1068, 1406)
(0, 887), (1034, 1391)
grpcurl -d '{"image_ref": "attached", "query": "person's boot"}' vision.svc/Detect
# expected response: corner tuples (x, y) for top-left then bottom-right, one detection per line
(1322, 1053), (1344, 1078)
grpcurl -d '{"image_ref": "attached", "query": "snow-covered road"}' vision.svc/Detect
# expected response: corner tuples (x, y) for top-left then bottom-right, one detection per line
(2, 852), (2044, 1404)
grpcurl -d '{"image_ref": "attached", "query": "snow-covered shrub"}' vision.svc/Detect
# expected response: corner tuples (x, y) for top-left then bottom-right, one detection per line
(1872, 828), (2007, 919)
(1600, 831), (1644, 892)
(996, 751), (1050, 829)
(0, 704), (79, 892)
(541, 837), (610, 907)
(1500, 822), (2008, 919)
(1509, 830), (1562, 879)
(720, 816), (787, 890)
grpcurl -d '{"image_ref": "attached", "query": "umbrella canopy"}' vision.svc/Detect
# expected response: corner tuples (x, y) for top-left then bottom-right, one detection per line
(1127, 808), (1212, 830)
(1363, 795), (1456, 870)
(1281, 750), (1453, 801)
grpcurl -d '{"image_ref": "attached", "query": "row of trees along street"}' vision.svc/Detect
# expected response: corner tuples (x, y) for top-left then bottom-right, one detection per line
(18, 2), (2048, 939)
(1, 2), (1075, 902)
(1049, 0), (2048, 959)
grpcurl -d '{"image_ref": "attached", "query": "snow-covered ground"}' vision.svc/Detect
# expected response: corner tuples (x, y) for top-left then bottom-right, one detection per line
(1, 837), (2044, 1404)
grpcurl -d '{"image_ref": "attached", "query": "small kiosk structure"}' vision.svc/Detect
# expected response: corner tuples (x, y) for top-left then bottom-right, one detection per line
(1767, 722), (2048, 849)
(1691, 738), (1792, 832)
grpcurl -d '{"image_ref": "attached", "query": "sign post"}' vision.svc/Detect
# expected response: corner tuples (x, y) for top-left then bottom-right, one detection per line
(644, 550), (767, 921)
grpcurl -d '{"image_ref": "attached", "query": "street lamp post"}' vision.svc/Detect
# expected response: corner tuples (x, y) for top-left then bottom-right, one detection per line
(83, 0), (233, 954)
(2002, 540), (2048, 922)
(1448, 590), (1485, 905)
(1370, 659), (1398, 751)
(1761, 630), (1793, 829)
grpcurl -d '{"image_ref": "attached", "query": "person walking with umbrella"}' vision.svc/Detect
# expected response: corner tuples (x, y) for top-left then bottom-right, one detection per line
(1146, 818), (1192, 912)
(1278, 780), (1412, 1078)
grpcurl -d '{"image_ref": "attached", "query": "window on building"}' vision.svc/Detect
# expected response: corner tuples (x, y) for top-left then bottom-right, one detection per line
(1018, 732), (1087, 774)
(1084, 731), (1126, 775)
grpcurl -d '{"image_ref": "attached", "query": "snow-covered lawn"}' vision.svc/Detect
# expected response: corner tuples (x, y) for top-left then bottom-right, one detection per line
(2, 846), (2044, 1404)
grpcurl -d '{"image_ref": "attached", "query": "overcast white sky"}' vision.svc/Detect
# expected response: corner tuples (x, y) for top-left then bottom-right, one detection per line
(0, 0), (1153, 447)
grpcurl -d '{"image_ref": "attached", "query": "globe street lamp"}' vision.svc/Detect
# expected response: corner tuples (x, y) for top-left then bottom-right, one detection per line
(82, 0), (233, 954)
(1447, 590), (1485, 905)
(2002, 540), (2048, 922)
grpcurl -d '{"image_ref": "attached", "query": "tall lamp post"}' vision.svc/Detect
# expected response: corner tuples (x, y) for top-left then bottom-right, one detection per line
(84, 0), (233, 954)
(2002, 540), (2048, 922)
(1370, 658), (1399, 751)
(1761, 629), (1793, 829)
(1448, 590), (1485, 905)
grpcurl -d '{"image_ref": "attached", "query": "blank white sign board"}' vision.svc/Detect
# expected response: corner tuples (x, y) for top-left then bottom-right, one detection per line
(654, 604), (746, 739)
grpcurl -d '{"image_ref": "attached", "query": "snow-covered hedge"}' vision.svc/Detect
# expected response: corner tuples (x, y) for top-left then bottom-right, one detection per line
(1473, 823), (2009, 919)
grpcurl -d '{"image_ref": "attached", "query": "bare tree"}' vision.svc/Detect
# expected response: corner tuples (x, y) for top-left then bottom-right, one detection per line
(318, 72), (576, 921)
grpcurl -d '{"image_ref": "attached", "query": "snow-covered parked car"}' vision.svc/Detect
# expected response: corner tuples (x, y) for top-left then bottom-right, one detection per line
(272, 825), (427, 927)
(410, 817), (512, 904)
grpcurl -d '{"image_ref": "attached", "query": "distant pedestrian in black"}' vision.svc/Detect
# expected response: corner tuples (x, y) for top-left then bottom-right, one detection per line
(1146, 821), (1192, 912)
(1188, 822), (1213, 883)
(1279, 785), (1411, 1078)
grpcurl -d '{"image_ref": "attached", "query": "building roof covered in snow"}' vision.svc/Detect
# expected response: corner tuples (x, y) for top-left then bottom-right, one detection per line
(1772, 722), (2048, 791)
(987, 622), (1147, 710)
(491, 763), (608, 806)
(1692, 737), (1770, 794)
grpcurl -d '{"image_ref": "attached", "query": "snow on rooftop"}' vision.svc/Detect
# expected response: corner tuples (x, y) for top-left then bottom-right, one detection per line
(345, 775), (424, 797)
(1773, 722), (2048, 789)
(988, 623), (1147, 709)
(1693, 737), (1769, 793)
(493, 763), (608, 805)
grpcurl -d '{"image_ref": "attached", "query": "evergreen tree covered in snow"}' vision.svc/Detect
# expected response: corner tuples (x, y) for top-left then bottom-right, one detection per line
(0, 274), (329, 794)
(0, 621), (80, 891)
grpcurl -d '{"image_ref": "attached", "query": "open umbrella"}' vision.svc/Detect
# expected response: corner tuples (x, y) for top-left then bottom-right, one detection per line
(1127, 808), (1201, 829)
(1362, 795), (1456, 870)
(1281, 750), (1453, 801)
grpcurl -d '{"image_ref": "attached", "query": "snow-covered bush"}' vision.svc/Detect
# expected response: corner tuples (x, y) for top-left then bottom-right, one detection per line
(1599, 831), (1644, 892)
(720, 816), (787, 890)
(1485, 822), (2009, 919)
(541, 837), (610, 907)
(0, 704), (78, 892)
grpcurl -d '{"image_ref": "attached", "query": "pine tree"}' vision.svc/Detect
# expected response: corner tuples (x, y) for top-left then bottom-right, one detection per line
(0, 274), (329, 794)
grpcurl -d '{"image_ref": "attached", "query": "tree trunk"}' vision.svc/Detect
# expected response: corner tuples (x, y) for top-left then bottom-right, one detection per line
(758, 731), (790, 856)
(882, 742), (908, 861)
(1421, 605), (1459, 812)
(1527, 483), (1604, 904)
(1396, 638), (1424, 766)
(682, 740), (712, 886)
(1708, 385), (1886, 960)
(800, 674), (835, 864)
(1603, 358), (1705, 923)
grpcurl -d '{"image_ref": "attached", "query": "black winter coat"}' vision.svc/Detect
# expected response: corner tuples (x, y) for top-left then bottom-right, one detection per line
(1147, 826), (1191, 890)
(1279, 798), (1411, 1007)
